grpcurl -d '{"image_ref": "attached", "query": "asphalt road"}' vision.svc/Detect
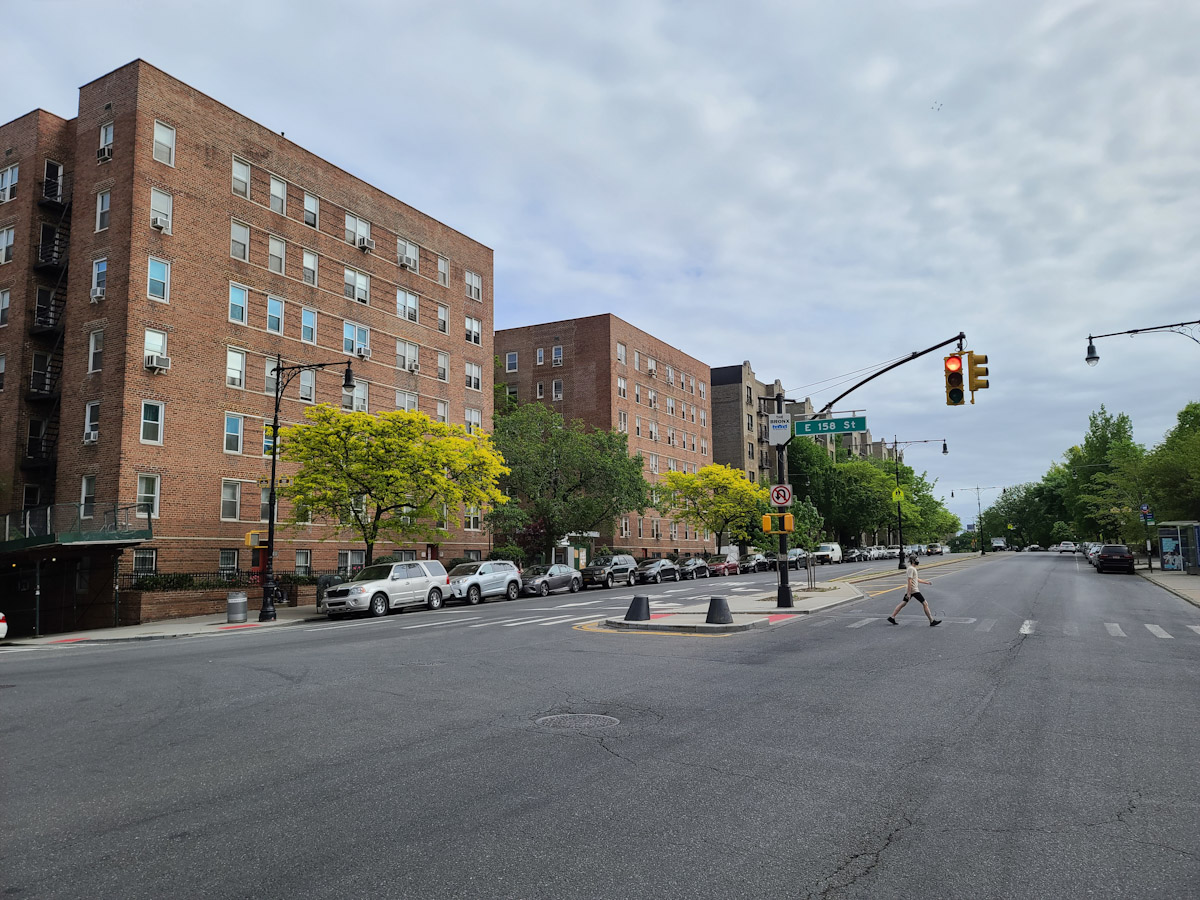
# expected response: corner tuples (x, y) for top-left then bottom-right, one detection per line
(2, 552), (1198, 899)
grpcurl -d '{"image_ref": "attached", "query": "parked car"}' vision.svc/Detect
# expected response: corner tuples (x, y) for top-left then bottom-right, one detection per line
(738, 553), (769, 573)
(869, 546), (888, 560)
(763, 552), (780, 570)
(318, 560), (451, 617)
(0, 610), (6, 640)
(787, 548), (808, 569)
(844, 548), (869, 563)
(632, 558), (680, 584)
(1026, 545), (1044, 552)
(520, 564), (581, 596)
(926, 543), (944, 555)
(1095, 544), (1135, 574)
(678, 557), (711, 579)
(447, 560), (522, 605)
(1058, 541), (1076, 554)
(885, 545), (902, 559)
(812, 542), (843, 565)
(581, 554), (637, 589)
(1086, 544), (1103, 567)
(707, 555), (739, 576)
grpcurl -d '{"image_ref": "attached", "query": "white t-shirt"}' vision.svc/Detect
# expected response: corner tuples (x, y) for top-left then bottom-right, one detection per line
(906, 564), (921, 595)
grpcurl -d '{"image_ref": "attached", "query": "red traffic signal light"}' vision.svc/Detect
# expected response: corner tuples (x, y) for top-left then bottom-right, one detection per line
(944, 355), (965, 406)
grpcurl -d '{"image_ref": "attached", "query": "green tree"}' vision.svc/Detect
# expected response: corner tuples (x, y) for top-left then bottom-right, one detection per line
(278, 406), (509, 565)
(657, 464), (770, 554)
(1145, 401), (1200, 521)
(487, 403), (649, 563)
(831, 459), (896, 544)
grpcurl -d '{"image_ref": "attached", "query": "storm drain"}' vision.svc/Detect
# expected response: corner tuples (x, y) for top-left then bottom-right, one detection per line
(535, 714), (620, 730)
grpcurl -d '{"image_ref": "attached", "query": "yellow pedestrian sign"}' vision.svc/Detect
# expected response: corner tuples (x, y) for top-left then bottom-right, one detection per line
(892, 487), (904, 502)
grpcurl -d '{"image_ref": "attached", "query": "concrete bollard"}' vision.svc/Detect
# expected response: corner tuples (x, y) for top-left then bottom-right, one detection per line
(624, 595), (651, 621)
(705, 596), (733, 625)
(227, 590), (248, 624)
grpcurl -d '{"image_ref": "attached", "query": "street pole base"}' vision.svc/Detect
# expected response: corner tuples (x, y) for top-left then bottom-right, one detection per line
(259, 585), (277, 622)
(777, 585), (793, 608)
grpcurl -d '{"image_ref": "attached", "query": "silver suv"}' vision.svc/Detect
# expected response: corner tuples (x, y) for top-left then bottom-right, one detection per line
(447, 560), (522, 604)
(319, 560), (450, 617)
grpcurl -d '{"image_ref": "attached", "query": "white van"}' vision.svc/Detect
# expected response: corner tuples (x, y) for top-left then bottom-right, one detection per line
(812, 542), (843, 565)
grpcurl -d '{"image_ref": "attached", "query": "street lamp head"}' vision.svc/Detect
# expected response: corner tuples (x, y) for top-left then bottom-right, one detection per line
(942, 441), (948, 455)
(342, 362), (356, 390)
(1085, 338), (1099, 367)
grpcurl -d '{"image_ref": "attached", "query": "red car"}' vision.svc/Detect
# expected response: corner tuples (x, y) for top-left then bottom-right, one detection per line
(706, 555), (739, 576)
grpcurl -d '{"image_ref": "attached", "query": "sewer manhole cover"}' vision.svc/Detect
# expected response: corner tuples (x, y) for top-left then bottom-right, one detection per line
(535, 714), (619, 730)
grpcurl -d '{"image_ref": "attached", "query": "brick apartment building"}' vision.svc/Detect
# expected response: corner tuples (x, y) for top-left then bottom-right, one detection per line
(0, 60), (494, 582)
(495, 315), (715, 559)
(710, 361), (792, 485)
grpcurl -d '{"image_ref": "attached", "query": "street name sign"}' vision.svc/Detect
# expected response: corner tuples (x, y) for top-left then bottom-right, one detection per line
(770, 484), (793, 506)
(768, 414), (792, 445)
(794, 416), (867, 437)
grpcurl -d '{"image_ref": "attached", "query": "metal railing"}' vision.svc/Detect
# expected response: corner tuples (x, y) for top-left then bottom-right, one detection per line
(116, 569), (322, 591)
(2, 501), (152, 544)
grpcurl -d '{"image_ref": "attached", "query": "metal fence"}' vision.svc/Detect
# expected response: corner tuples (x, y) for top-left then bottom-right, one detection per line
(2, 501), (152, 544)
(116, 569), (324, 592)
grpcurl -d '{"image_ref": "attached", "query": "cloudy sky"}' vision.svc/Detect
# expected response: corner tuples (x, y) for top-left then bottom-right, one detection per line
(7, 0), (1198, 528)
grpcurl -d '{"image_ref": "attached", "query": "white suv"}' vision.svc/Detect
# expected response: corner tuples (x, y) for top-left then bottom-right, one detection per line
(1058, 542), (1076, 553)
(448, 560), (522, 604)
(319, 560), (450, 617)
(812, 542), (843, 565)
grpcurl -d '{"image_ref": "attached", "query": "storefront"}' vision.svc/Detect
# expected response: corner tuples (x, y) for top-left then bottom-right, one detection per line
(1157, 521), (1200, 574)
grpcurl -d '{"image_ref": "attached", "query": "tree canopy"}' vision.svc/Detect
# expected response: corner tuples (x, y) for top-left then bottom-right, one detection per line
(657, 464), (770, 554)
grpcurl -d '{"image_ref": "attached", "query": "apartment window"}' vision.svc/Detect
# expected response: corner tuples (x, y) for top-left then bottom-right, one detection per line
(536, 348), (544, 366)
(268, 236), (285, 273)
(269, 176), (286, 215)
(505, 352), (517, 373)
(649, 453), (659, 475)
(0, 227), (12, 264)
(670, 521), (678, 540)
(436, 400), (447, 423)
(299, 369), (315, 401)
(343, 321), (369, 355)
(303, 193), (318, 228)
(80, 475), (97, 519)
(141, 400), (163, 444)
(747, 414), (753, 432)
(232, 157), (250, 197)
(226, 348), (246, 388)
(537, 381), (544, 399)
(617, 342), (627, 364)
(265, 359), (278, 395)
(302, 250), (318, 285)
(465, 362), (482, 391)
(505, 384), (518, 402)
(666, 365), (674, 384)
(301, 307), (316, 343)
(225, 414), (244, 453)
(699, 382), (706, 399)
(634, 417), (642, 437)
(146, 192), (172, 238)
(552, 379), (563, 401)
(398, 238), (419, 271)
(463, 506), (481, 531)
(465, 270), (482, 301)
(700, 409), (707, 427)
(153, 120), (175, 165)
(0, 354), (5, 390)
(267, 297), (283, 333)
(344, 267), (369, 303)
(88, 330), (104, 372)
(437, 255), (448, 286)
(465, 408), (482, 434)
(260, 487), (274, 521)
(667, 397), (675, 416)
(618, 410), (628, 433)
(747, 442), (755, 461)
(552, 346), (563, 366)
(145, 257), (170, 301)
(0, 289), (7, 324)
(343, 379), (368, 412)
(344, 213), (371, 246)
(397, 340), (419, 370)
(221, 481), (241, 520)
(396, 289), (418, 323)
(633, 350), (640, 371)
(129, 549), (157, 576)
(0, 163), (17, 201)
(231, 220), (249, 260)
(465, 316), (481, 345)
(144, 328), (167, 359)
(95, 190), (110, 231)
(436, 304), (448, 334)
(396, 390), (418, 412)
(84, 401), (100, 437)
(137, 474), (160, 517)
(295, 549), (312, 576)
(229, 283), (248, 323)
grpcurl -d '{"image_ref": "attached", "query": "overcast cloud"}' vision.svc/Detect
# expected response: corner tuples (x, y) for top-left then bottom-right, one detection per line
(7, 0), (1198, 528)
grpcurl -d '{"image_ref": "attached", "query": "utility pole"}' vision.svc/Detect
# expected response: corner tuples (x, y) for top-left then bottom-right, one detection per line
(775, 392), (792, 608)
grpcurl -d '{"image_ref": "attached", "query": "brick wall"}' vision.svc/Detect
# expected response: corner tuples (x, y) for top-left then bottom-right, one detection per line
(123, 582), (318, 623)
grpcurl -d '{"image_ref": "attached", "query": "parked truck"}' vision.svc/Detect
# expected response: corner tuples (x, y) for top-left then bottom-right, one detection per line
(991, 537), (1007, 551)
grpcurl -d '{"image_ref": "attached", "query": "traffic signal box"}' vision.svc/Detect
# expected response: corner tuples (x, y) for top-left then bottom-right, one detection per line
(967, 351), (989, 402)
(762, 513), (795, 534)
(944, 355), (965, 406)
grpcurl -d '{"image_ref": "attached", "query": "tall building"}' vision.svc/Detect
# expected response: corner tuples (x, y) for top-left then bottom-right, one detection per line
(495, 315), (714, 559)
(0, 60), (494, 585)
(710, 361), (789, 485)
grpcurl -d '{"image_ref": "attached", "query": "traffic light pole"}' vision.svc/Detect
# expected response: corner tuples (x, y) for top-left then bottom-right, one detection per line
(816, 332), (966, 417)
(776, 392), (793, 609)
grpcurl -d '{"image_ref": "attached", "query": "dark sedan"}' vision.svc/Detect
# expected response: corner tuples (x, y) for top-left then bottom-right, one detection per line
(520, 564), (582, 596)
(632, 558), (680, 584)
(1095, 544), (1135, 574)
(738, 554), (769, 574)
(707, 556), (739, 576)
(678, 557), (711, 580)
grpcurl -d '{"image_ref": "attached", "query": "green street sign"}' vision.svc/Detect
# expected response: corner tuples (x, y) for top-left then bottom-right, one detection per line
(794, 416), (867, 437)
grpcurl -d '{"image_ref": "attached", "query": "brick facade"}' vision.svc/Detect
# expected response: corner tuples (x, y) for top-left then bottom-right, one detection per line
(710, 361), (790, 485)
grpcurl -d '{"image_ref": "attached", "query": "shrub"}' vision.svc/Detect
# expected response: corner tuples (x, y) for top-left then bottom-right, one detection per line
(488, 544), (526, 565)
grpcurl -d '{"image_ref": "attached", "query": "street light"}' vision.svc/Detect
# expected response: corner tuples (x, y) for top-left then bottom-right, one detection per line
(259, 354), (356, 622)
(1085, 318), (1200, 366)
(950, 486), (1003, 556)
(892, 437), (947, 570)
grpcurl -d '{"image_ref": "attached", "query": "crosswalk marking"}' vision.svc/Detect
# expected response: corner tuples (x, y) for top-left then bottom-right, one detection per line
(502, 614), (579, 627)
(555, 600), (603, 608)
(1145, 624), (1173, 639)
(975, 618), (996, 632)
(402, 617), (482, 629)
(1105, 623), (1126, 637)
(467, 617), (528, 627)
(847, 618), (875, 629)
(1189, 626), (1200, 636)
(1020, 619), (1037, 635)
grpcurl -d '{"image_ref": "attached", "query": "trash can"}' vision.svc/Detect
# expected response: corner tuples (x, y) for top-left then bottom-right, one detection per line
(227, 590), (248, 624)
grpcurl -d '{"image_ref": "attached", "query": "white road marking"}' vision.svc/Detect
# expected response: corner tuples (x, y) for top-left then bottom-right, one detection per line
(975, 619), (997, 632)
(809, 618), (836, 628)
(1063, 623), (1079, 636)
(1020, 619), (1037, 635)
(554, 600), (603, 608)
(1189, 625), (1200, 636)
(1104, 623), (1127, 637)
(0, 647), (39, 654)
(847, 618), (875, 628)
(306, 619), (389, 631)
(502, 615), (579, 627)
(402, 617), (482, 629)
(1145, 624), (1173, 639)
(467, 617), (529, 628)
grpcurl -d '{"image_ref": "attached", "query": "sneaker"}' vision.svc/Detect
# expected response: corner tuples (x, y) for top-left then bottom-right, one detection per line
(886, 616), (896, 625)
(930, 619), (942, 627)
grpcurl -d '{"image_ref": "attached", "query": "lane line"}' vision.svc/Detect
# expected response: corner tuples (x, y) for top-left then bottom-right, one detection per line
(1020, 619), (1037, 635)
(975, 619), (996, 632)
(402, 617), (483, 629)
(554, 600), (602, 608)
(1104, 623), (1126, 637)
(305, 619), (391, 632)
(1145, 624), (1174, 639)
(847, 618), (875, 629)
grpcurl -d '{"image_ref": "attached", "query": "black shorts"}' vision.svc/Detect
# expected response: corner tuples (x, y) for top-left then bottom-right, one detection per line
(900, 591), (925, 604)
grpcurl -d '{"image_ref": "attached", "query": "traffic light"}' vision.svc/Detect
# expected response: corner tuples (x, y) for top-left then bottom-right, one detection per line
(944, 355), (965, 406)
(783, 514), (794, 533)
(762, 514), (772, 533)
(968, 352), (989, 401)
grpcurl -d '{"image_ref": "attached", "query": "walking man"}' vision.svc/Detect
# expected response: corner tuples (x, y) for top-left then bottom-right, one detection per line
(888, 555), (941, 626)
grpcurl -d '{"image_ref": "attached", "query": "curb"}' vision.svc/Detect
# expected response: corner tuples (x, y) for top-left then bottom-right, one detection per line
(4, 614), (325, 647)
(603, 616), (770, 634)
(1136, 570), (1200, 610)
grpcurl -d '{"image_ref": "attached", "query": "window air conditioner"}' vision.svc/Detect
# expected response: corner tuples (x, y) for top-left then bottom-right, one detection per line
(551, 358), (562, 367)
(90, 287), (105, 302)
(144, 355), (172, 372)
(97, 146), (113, 162)
(357, 236), (375, 252)
(150, 215), (169, 231)
(647, 367), (657, 378)
(408, 362), (420, 373)
(82, 430), (99, 445)
(356, 347), (372, 360)
(400, 256), (416, 270)
(0, 187), (9, 202)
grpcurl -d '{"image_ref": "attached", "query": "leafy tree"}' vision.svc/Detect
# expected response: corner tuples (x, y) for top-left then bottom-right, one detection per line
(487, 402), (649, 563)
(831, 459), (896, 544)
(1050, 521), (1074, 545)
(1145, 401), (1200, 521)
(657, 464), (769, 554)
(278, 405), (509, 565)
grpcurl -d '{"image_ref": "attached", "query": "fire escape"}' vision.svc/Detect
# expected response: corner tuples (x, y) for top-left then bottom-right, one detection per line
(21, 173), (72, 502)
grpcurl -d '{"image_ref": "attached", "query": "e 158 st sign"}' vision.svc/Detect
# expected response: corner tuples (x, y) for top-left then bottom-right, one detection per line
(794, 416), (867, 436)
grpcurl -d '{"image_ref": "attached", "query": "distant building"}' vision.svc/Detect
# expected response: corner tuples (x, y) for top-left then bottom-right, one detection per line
(710, 361), (789, 485)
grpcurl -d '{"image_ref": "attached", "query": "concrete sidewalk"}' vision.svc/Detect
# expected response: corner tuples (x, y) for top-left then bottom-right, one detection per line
(1137, 566), (1200, 609)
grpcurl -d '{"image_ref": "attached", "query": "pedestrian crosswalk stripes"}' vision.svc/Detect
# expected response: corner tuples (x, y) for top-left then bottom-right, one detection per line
(1145, 624), (1173, 639)
(1105, 623), (1126, 637)
(975, 618), (997, 632)
(821, 615), (1198, 640)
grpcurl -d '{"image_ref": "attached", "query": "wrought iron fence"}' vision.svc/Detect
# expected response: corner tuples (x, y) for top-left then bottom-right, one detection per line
(116, 569), (325, 592)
